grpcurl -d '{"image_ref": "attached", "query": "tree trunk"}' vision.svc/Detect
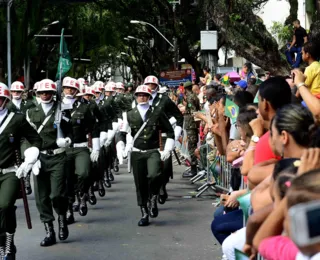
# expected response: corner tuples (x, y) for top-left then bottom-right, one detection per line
(284, 0), (298, 25)
(206, 0), (291, 75)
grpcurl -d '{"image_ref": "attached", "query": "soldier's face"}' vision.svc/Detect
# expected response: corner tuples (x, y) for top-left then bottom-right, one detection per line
(83, 94), (92, 101)
(38, 91), (54, 101)
(145, 83), (158, 91)
(136, 94), (150, 104)
(11, 90), (23, 100)
(105, 91), (112, 97)
(63, 87), (77, 96)
(94, 93), (101, 99)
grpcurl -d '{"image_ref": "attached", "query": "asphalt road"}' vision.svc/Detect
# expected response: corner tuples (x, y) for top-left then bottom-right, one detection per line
(15, 165), (222, 260)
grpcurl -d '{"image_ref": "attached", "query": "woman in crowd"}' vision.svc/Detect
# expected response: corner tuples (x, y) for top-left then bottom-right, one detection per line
(240, 62), (256, 82)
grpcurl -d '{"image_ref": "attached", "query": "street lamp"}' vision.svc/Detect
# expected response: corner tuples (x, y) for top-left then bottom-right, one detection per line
(130, 20), (174, 48)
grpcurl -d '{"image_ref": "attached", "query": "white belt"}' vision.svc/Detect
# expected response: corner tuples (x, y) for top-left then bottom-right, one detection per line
(132, 147), (158, 153)
(0, 166), (18, 174)
(41, 148), (65, 155)
(73, 142), (88, 148)
(161, 133), (167, 137)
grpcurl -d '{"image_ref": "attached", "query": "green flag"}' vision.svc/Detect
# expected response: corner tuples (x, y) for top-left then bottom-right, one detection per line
(56, 28), (72, 80)
(225, 98), (239, 124)
(254, 90), (259, 104)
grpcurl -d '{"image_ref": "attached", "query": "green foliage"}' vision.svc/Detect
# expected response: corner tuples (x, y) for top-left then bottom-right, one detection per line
(270, 21), (293, 47)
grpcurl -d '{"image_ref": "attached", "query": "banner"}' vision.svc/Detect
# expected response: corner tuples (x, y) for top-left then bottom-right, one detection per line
(56, 28), (72, 80)
(159, 69), (192, 87)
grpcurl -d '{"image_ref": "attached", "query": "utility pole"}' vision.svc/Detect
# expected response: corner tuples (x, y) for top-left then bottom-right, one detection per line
(169, 0), (180, 70)
(7, 0), (13, 86)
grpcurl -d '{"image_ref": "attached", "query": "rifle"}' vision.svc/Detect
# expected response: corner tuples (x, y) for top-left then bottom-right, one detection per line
(14, 145), (32, 229)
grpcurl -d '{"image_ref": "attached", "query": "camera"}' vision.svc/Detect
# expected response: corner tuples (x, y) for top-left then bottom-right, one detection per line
(289, 200), (320, 247)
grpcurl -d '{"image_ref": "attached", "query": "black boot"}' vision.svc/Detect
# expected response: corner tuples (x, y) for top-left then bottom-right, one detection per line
(40, 222), (56, 247)
(4, 233), (16, 260)
(88, 186), (97, 205)
(109, 168), (115, 181)
(93, 181), (99, 191)
(103, 171), (111, 188)
(113, 158), (119, 173)
(66, 204), (75, 225)
(79, 193), (88, 216)
(73, 194), (80, 212)
(182, 165), (197, 178)
(0, 233), (5, 258)
(149, 195), (159, 218)
(138, 206), (149, 226)
(158, 185), (168, 205)
(24, 173), (32, 195)
(98, 180), (105, 197)
(58, 215), (69, 241)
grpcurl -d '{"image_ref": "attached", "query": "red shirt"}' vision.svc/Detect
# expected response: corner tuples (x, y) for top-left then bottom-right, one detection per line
(254, 131), (280, 165)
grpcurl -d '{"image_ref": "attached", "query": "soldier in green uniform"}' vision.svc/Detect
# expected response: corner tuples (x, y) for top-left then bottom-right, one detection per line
(8, 81), (37, 195)
(61, 77), (99, 223)
(0, 82), (42, 259)
(182, 81), (200, 178)
(124, 85), (175, 226)
(143, 76), (183, 204)
(27, 79), (73, 247)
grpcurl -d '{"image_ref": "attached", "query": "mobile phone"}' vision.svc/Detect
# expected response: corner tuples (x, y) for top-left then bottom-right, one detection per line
(289, 200), (320, 247)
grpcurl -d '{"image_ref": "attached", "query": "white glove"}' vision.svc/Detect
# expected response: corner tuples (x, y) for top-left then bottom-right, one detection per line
(160, 138), (175, 161)
(32, 160), (41, 176)
(116, 141), (125, 165)
(112, 122), (119, 132)
(100, 131), (108, 147)
(90, 137), (100, 162)
(56, 137), (71, 148)
(169, 117), (177, 126)
(118, 118), (123, 124)
(104, 129), (115, 147)
(123, 143), (132, 158)
(174, 126), (182, 142)
(119, 120), (129, 133)
(16, 147), (40, 179)
(90, 151), (99, 163)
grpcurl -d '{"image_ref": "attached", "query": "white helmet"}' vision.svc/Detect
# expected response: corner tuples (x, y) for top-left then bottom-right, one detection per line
(134, 85), (153, 99)
(105, 82), (116, 92)
(116, 82), (125, 89)
(85, 87), (95, 96)
(37, 79), (57, 92)
(0, 83), (11, 110)
(0, 83), (11, 100)
(144, 76), (159, 86)
(33, 81), (40, 91)
(76, 83), (86, 97)
(94, 81), (104, 90)
(93, 84), (103, 93)
(62, 77), (80, 91)
(78, 78), (85, 85)
(10, 81), (25, 92)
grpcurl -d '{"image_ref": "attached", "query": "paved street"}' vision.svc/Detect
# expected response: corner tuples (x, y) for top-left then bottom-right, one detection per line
(15, 165), (222, 260)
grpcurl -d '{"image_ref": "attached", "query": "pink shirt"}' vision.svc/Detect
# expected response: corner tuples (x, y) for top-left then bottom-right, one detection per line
(259, 236), (299, 260)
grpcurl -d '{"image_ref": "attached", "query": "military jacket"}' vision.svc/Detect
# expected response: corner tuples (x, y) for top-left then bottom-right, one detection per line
(0, 111), (42, 168)
(122, 93), (134, 112)
(151, 93), (183, 128)
(100, 96), (118, 125)
(112, 93), (125, 119)
(81, 98), (103, 137)
(66, 100), (98, 142)
(127, 106), (174, 150)
(184, 91), (200, 129)
(27, 102), (72, 150)
(7, 99), (36, 115)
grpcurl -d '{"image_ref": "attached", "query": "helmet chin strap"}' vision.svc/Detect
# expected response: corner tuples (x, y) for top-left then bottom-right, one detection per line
(151, 86), (159, 93)
(0, 98), (9, 111)
(12, 94), (22, 100)
(41, 98), (53, 104)
(64, 94), (75, 99)
(137, 101), (149, 105)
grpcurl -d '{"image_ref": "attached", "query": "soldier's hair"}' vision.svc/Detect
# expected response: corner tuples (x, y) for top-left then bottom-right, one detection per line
(259, 76), (291, 111)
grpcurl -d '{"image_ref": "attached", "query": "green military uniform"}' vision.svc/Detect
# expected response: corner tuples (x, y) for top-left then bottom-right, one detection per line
(0, 110), (42, 258)
(150, 91), (183, 202)
(64, 99), (97, 216)
(27, 102), (72, 224)
(183, 81), (200, 176)
(128, 106), (174, 206)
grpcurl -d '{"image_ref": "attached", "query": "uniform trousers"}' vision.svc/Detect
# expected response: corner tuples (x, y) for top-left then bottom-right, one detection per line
(131, 150), (163, 206)
(0, 172), (19, 233)
(34, 153), (68, 223)
(66, 147), (91, 203)
(186, 129), (198, 166)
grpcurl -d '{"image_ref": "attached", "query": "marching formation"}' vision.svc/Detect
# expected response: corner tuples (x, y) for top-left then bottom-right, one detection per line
(0, 75), (185, 260)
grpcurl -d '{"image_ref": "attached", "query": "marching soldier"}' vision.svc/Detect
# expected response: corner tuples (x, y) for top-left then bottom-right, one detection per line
(0, 82), (42, 259)
(143, 76), (183, 204)
(182, 81), (200, 178)
(26, 79), (72, 247)
(61, 77), (99, 224)
(8, 81), (37, 195)
(124, 85), (175, 226)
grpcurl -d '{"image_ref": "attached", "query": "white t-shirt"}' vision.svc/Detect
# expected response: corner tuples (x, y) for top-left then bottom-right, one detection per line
(296, 252), (320, 260)
(229, 123), (240, 140)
